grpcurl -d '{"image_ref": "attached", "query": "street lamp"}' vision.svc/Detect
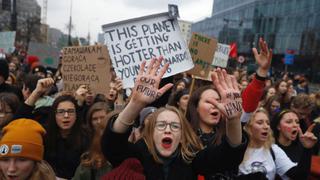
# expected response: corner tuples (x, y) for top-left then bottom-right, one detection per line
(68, 0), (73, 46)
(11, 0), (17, 31)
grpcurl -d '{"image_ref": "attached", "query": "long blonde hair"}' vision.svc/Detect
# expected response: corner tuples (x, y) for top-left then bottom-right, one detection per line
(142, 106), (203, 164)
(244, 108), (274, 149)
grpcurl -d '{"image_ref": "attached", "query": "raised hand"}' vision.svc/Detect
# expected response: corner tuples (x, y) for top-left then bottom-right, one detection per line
(131, 57), (173, 106)
(253, 38), (273, 77)
(35, 78), (54, 94)
(114, 77), (123, 92)
(113, 57), (173, 132)
(25, 78), (54, 106)
(210, 68), (242, 120)
(299, 124), (318, 149)
(74, 85), (88, 105)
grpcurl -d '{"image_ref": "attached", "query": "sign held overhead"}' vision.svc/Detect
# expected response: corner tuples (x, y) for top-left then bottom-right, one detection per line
(61, 45), (111, 95)
(188, 33), (217, 78)
(102, 12), (194, 88)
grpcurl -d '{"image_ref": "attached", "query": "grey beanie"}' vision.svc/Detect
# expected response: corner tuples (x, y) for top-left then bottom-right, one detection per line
(139, 107), (157, 125)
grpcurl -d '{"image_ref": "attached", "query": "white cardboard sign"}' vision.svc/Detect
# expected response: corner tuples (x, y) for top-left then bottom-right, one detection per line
(212, 43), (230, 68)
(102, 12), (194, 88)
(0, 31), (16, 53)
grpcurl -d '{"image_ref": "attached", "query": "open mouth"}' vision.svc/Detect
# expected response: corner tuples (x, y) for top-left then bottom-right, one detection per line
(292, 129), (297, 134)
(161, 137), (173, 149)
(62, 121), (71, 126)
(210, 111), (219, 116)
(291, 130), (298, 136)
(7, 175), (18, 180)
(261, 132), (268, 137)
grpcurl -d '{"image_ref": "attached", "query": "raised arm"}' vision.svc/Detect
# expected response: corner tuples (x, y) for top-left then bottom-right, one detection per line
(14, 78), (54, 120)
(112, 57), (173, 133)
(113, 77), (126, 110)
(24, 78), (54, 106)
(242, 38), (273, 113)
(210, 68), (242, 145)
(285, 124), (317, 179)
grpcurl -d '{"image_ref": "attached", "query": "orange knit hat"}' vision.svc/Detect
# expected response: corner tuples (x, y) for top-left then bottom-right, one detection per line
(0, 119), (46, 161)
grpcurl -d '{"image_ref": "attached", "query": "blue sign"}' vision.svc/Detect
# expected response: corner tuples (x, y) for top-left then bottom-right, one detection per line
(284, 54), (294, 65)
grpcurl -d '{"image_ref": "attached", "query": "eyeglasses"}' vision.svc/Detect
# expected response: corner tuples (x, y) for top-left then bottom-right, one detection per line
(56, 109), (76, 116)
(155, 121), (181, 132)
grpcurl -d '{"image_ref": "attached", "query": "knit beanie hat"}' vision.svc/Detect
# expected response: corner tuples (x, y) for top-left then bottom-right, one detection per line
(27, 55), (41, 70)
(27, 55), (39, 65)
(102, 158), (145, 180)
(0, 60), (9, 80)
(139, 107), (157, 125)
(0, 118), (46, 161)
(32, 65), (47, 76)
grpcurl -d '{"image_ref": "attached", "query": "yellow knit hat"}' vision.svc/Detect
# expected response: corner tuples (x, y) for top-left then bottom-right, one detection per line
(0, 118), (46, 161)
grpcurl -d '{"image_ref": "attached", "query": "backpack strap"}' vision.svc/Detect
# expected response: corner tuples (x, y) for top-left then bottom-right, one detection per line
(270, 146), (276, 161)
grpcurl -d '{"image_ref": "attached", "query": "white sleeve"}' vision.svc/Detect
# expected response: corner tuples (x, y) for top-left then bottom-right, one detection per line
(240, 112), (252, 123)
(272, 144), (297, 176)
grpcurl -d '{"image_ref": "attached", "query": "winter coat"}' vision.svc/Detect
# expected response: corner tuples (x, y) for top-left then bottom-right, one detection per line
(101, 118), (248, 180)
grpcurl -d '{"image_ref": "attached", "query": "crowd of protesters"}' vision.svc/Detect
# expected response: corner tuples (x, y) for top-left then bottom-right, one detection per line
(0, 38), (319, 180)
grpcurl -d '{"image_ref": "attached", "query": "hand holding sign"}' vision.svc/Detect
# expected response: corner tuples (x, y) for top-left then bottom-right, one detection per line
(210, 68), (242, 120)
(299, 123), (318, 149)
(114, 77), (123, 92)
(131, 57), (173, 106)
(253, 38), (273, 77)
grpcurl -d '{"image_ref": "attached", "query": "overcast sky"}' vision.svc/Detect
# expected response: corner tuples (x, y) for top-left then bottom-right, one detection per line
(36, 0), (213, 43)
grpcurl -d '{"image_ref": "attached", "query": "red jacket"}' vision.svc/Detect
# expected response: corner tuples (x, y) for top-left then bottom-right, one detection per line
(241, 77), (265, 112)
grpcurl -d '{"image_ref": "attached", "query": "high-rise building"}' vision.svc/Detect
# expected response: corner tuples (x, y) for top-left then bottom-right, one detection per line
(192, 0), (320, 81)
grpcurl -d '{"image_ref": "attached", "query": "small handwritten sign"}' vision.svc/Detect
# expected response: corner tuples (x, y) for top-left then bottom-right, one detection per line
(62, 45), (111, 94)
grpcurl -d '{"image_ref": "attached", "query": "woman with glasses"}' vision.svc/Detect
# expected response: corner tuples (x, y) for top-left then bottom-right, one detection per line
(102, 57), (247, 179)
(44, 94), (91, 179)
(13, 78), (91, 179)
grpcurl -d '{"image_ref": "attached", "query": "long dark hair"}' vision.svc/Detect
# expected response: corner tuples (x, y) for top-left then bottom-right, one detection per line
(45, 95), (89, 155)
(270, 109), (299, 143)
(274, 80), (291, 108)
(263, 95), (282, 116)
(0, 92), (20, 127)
(186, 85), (225, 145)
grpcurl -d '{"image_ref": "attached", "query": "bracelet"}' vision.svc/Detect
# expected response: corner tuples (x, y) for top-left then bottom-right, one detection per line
(118, 119), (135, 126)
(255, 72), (267, 81)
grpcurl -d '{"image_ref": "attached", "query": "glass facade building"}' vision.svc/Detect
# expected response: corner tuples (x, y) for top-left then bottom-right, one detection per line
(192, 0), (320, 81)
